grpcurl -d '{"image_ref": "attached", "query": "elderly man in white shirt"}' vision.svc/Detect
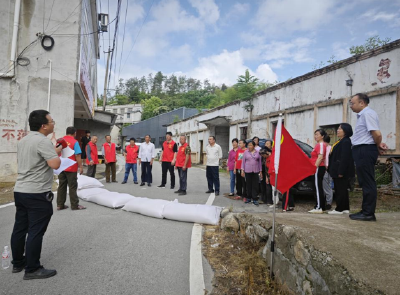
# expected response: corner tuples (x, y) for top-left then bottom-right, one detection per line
(205, 136), (223, 196)
(138, 135), (156, 187)
(349, 93), (388, 221)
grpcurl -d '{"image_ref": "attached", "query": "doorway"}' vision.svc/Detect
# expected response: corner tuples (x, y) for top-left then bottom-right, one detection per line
(199, 140), (204, 164)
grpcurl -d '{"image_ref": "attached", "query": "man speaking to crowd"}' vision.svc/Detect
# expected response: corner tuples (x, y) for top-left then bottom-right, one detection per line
(11, 110), (66, 280)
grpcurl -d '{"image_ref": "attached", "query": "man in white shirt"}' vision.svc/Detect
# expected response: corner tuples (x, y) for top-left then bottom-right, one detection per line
(349, 93), (388, 221)
(138, 135), (156, 187)
(205, 136), (223, 195)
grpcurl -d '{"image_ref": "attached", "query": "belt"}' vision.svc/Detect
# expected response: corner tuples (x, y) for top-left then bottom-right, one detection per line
(352, 144), (376, 149)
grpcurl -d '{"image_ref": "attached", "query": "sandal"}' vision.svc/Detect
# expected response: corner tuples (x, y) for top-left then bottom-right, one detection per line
(72, 205), (86, 210)
(57, 205), (69, 211)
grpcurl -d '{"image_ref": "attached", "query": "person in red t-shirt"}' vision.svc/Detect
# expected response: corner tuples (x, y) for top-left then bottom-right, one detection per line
(158, 132), (178, 189)
(233, 139), (247, 200)
(174, 135), (192, 195)
(122, 138), (139, 184)
(309, 129), (328, 214)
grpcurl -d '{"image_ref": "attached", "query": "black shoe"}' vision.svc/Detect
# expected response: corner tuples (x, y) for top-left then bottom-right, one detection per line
(23, 267), (57, 280)
(12, 261), (26, 273)
(205, 190), (214, 193)
(106, 181), (110, 183)
(174, 190), (182, 193)
(215, 191), (220, 196)
(326, 204), (332, 210)
(178, 191), (187, 195)
(349, 210), (363, 218)
(134, 182), (138, 184)
(157, 184), (166, 188)
(170, 186), (175, 189)
(140, 183), (145, 186)
(121, 181), (127, 184)
(148, 183), (152, 187)
(350, 213), (376, 221)
(112, 180), (118, 183)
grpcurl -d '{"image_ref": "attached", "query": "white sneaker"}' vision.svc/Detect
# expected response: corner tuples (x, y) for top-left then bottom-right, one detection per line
(328, 210), (343, 215)
(308, 208), (323, 214)
(342, 210), (350, 214)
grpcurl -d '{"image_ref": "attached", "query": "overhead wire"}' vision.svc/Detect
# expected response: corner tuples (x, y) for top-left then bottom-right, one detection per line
(117, 0), (128, 84)
(45, 0), (56, 31)
(120, 0), (155, 73)
(107, 0), (122, 93)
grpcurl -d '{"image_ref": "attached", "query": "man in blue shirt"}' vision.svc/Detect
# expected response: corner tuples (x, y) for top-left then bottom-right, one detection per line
(349, 93), (388, 221)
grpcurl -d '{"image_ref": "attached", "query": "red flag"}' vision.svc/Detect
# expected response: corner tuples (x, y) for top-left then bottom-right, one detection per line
(269, 125), (316, 193)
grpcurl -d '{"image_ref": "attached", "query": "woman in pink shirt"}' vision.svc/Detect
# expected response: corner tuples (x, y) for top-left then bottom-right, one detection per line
(309, 129), (328, 214)
(241, 141), (263, 206)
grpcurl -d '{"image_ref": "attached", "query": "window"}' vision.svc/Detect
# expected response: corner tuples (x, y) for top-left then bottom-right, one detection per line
(320, 124), (340, 144)
(128, 108), (133, 112)
(240, 127), (247, 140)
(127, 113), (130, 119)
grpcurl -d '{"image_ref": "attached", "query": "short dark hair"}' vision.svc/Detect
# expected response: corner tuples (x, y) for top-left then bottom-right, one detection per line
(66, 126), (76, 135)
(324, 135), (331, 144)
(105, 135), (111, 138)
(247, 140), (256, 147)
(166, 132), (172, 136)
(28, 110), (50, 131)
(354, 93), (370, 104)
(145, 134), (151, 138)
(130, 137), (136, 142)
(85, 130), (91, 134)
(340, 123), (353, 138)
(265, 139), (273, 145)
(252, 136), (259, 141)
(232, 138), (238, 143)
(314, 129), (327, 140)
(239, 139), (246, 144)
(209, 136), (216, 140)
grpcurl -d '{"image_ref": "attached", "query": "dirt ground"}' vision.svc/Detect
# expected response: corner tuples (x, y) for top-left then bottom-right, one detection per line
(203, 225), (290, 295)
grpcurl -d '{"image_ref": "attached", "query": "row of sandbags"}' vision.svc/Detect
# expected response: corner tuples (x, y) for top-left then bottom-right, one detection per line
(75, 175), (222, 225)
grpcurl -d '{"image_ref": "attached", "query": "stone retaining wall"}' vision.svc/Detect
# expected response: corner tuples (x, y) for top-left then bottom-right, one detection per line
(220, 212), (385, 295)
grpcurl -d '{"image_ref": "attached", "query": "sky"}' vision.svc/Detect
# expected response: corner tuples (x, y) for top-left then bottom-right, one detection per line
(97, 0), (400, 94)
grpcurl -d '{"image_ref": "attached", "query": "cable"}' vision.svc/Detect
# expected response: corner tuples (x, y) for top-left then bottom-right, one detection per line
(41, 35), (55, 50)
(45, 0), (56, 31)
(47, 0), (83, 36)
(120, 0), (155, 73)
(117, 0), (129, 83)
(50, 15), (117, 36)
(107, 0), (122, 92)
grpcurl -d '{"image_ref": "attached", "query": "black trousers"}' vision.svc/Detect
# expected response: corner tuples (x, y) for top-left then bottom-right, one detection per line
(11, 192), (53, 273)
(352, 145), (378, 215)
(141, 162), (153, 184)
(161, 161), (175, 187)
(235, 170), (247, 197)
(245, 172), (260, 201)
(177, 167), (188, 191)
(333, 177), (350, 212)
(312, 166), (326, 210)
(206, 166), (220, 192)
(86, 164), (97, 178)
(282, 192), (294, 210)
(260, 175), (273, 204)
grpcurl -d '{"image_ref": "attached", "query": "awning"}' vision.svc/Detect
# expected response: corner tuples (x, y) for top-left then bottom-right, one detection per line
(199, 116), (231, 127)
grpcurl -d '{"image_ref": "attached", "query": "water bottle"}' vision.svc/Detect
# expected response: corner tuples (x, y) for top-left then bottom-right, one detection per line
(2, 246), (10, 269)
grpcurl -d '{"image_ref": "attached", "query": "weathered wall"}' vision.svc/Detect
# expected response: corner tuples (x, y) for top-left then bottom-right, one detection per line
(168, 43), (400, 160)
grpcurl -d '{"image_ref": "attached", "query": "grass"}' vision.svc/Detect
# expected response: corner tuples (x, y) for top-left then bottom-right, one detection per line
(0, 182), (15, 205)
(203, 225), (290, 295)
(349, 190), (400, 213)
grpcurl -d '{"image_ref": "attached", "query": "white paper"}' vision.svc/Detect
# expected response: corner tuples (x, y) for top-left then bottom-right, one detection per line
(61, 146), (75, 158)
(54, 158), (76, 175)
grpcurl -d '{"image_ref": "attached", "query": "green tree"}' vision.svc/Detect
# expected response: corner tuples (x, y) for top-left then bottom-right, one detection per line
(236, 69), (259, 111)
(350, 35), (391, 55)
(141, 96), (163, 120)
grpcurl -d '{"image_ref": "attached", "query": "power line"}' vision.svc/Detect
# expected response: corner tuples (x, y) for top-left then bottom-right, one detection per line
(120, 0), (155, 73)
(47, 0), (83, 35)
(117, 0), (129, 83)
(45, 0), (56, 31)
(107, 0), (122, 93)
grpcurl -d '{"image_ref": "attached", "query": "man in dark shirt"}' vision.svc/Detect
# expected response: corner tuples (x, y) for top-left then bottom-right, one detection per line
(80, 130), (91, 162)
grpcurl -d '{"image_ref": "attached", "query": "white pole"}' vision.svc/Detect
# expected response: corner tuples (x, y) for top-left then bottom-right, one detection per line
(47, 60), (52, 111)
(270, 113), (283, 279)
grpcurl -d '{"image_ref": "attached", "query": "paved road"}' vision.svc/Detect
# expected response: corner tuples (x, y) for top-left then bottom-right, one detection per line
(0, 160), (268, 295)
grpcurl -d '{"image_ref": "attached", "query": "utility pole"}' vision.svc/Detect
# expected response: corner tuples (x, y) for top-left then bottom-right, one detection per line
(103, 47), (112, 111)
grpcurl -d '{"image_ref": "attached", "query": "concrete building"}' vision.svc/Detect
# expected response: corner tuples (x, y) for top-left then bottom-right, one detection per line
(167, 40), (400, 164)
(0, 0), (115, 181)
(122, 107), (199, 149)
(96, 104), (142, 125)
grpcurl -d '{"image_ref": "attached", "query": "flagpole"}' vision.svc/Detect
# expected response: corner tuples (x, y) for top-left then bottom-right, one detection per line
(270, 113), (282, 279)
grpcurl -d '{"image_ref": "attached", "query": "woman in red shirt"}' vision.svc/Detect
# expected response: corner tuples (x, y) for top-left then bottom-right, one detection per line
(309, 129), (328, 214)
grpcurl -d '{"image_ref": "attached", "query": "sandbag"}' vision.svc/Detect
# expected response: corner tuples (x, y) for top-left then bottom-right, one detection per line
(77, 188), (110, 201)
(162, 203), (222, 225)
(122, 198), (171, 219)
(77, 174), (104, 190)
(89, 192), (135, 209)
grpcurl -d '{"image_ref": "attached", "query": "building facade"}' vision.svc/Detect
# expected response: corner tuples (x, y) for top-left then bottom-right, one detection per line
(122, 107), (199, 149)
(0, 0), (115, 181)
(167, 40), (400, 164)
(96, 104), (142, 125)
